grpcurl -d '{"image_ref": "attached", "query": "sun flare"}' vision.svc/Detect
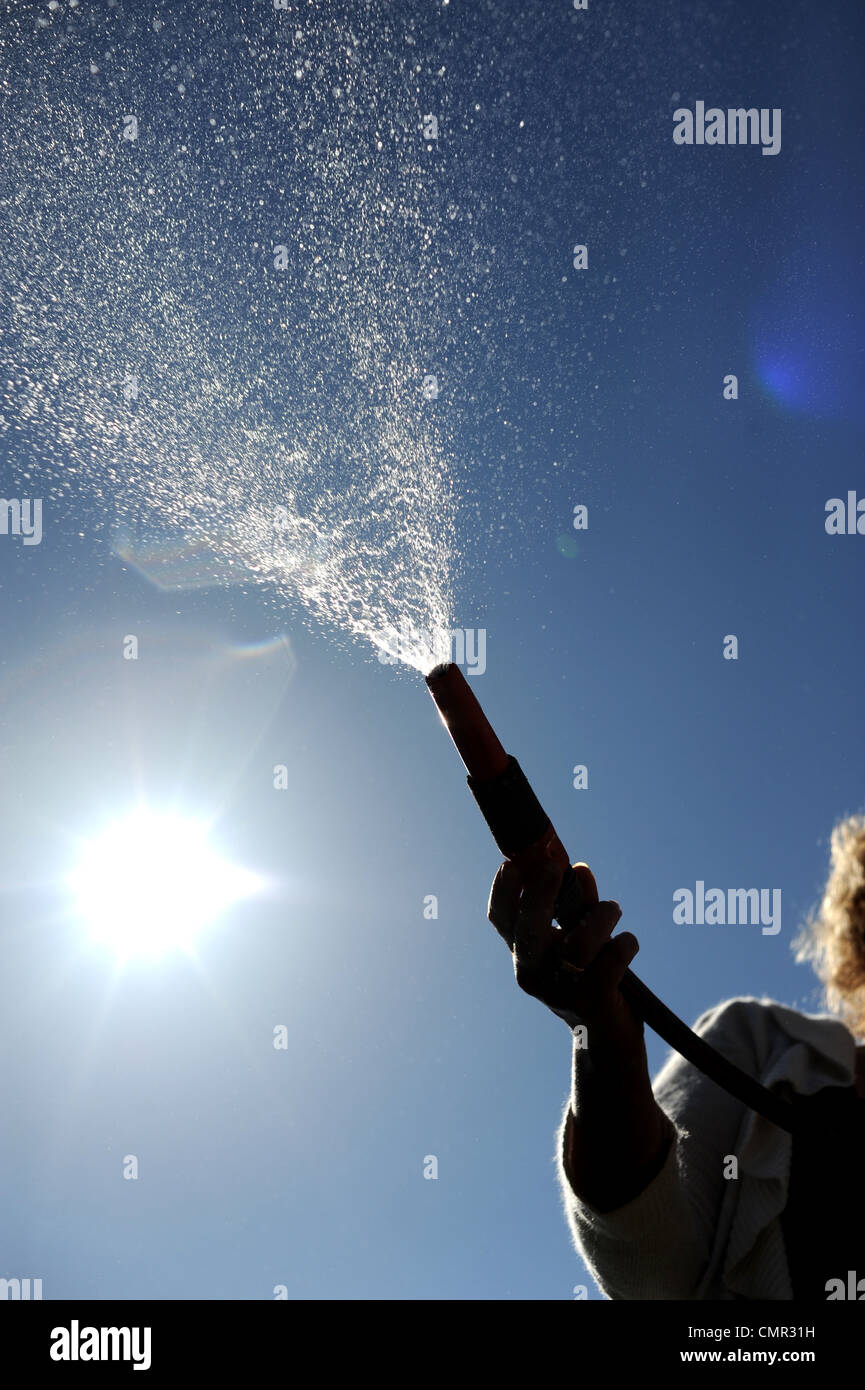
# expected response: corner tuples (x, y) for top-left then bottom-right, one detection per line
(67, 809), (261, 959)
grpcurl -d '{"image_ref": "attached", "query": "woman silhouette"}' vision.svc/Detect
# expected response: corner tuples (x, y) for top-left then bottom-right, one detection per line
(486, 814), (865, 1300)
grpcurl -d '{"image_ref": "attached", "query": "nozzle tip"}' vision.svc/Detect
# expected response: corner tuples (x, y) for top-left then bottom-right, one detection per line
(425, 661), (455, 686)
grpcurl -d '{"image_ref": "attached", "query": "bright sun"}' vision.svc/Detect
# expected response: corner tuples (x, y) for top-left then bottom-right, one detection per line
(67, 809), (262, 958)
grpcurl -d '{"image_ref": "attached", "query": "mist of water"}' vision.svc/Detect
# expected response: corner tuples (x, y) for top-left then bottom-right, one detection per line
(0, 3), (466, 675)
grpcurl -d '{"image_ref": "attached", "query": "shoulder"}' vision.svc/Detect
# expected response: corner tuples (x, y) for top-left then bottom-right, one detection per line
(653, 996), (828, 1100)
(691, 995), (845, 1049)
(691, 995), (785, 1039)
(659, 995), (853, 1096)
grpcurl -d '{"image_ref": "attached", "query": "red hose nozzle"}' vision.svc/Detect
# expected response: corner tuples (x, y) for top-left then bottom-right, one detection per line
(425, 662), (571, 871)
(425, 662), (508, 781)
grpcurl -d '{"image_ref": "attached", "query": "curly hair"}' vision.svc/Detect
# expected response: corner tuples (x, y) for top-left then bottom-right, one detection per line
(793, 814), (865, 1041)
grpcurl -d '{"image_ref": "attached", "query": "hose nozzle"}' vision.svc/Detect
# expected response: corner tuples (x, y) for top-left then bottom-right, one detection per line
(425, 661), (576, 889)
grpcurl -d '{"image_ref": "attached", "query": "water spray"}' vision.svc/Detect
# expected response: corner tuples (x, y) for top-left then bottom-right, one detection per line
(425, 662), (797, 1135)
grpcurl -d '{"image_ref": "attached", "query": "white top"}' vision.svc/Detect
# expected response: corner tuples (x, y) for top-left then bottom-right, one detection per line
(556, 996), (859, 1299)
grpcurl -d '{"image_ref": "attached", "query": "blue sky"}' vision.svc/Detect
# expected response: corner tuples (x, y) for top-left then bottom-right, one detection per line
(0, 0), (863, 1299)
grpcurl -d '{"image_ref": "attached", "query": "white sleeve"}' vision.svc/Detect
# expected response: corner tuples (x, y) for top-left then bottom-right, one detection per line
(555, 998), (763, 1300)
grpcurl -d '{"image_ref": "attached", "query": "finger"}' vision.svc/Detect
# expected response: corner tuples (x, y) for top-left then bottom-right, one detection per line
(552, 861), (601, 935)
(559, 900), (622, 969)
(487, 860), (523, 950)
(579, 932), (640, 1007)
(553, 933), (639, 1023)
(572, 863), (599, 905)
(537, 925), (634, 1021)
(512, 860), (562, 985)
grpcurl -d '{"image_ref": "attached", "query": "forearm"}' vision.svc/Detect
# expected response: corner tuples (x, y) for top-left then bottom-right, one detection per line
(563, 1036), (675, 1213)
